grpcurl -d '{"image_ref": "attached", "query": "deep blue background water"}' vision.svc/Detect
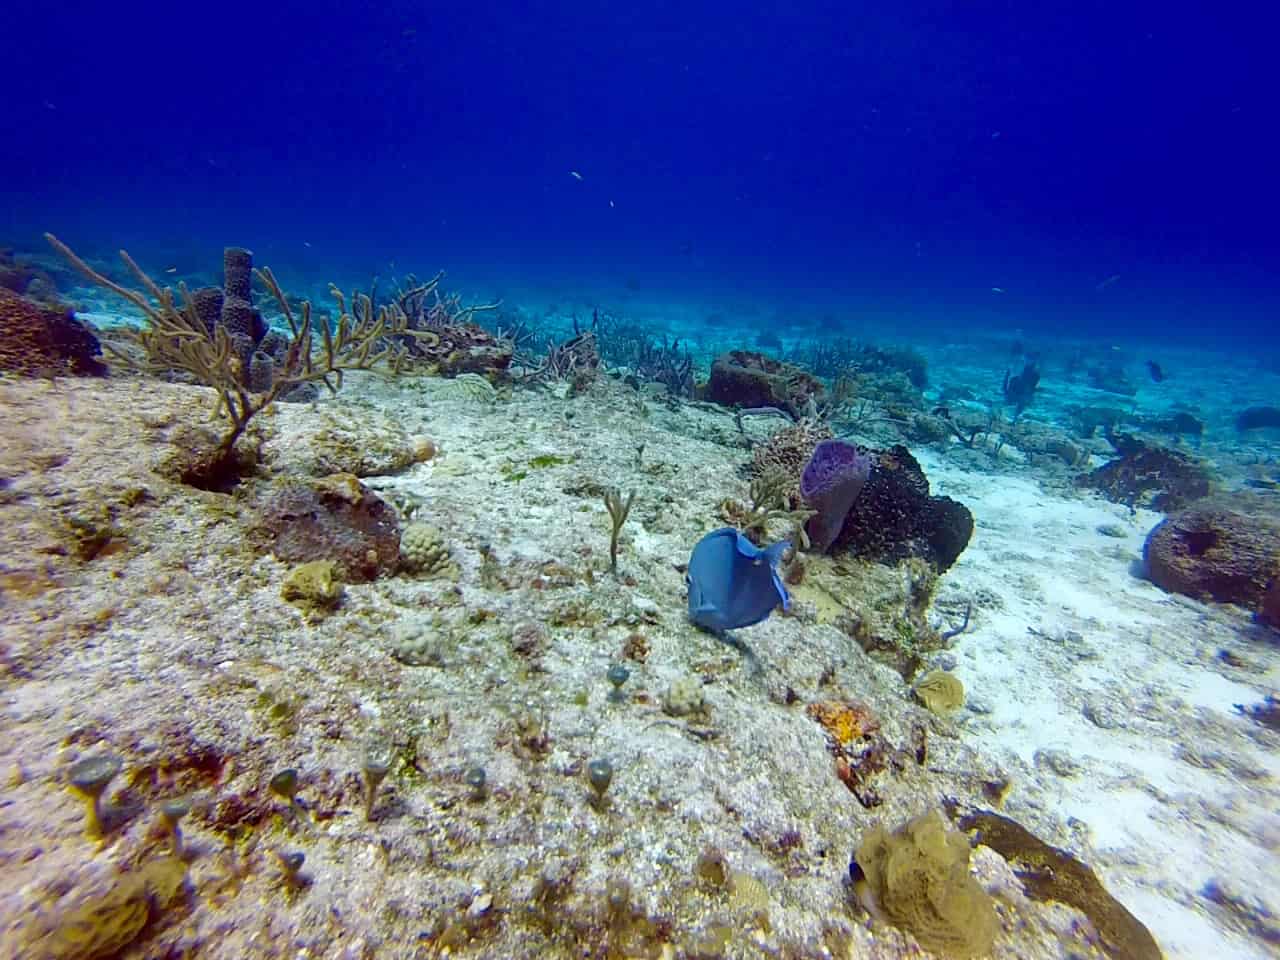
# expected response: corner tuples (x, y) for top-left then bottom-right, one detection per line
(2, 1), (1275, 341)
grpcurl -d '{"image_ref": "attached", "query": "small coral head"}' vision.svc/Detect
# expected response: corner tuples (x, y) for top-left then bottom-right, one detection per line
(67, 755), (122, 798)
(269, 768), (300, 801)
(67, 754), (122, 837)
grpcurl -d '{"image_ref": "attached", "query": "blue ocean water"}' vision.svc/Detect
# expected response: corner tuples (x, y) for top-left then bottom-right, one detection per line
(4, 6), (1280, 959)
(3, 0), (1276, 344)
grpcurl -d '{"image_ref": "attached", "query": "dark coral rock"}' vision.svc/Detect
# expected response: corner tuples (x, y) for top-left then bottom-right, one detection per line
(1086, 364), (1137, 396)
(832, 445), (973, 572)
(1143, 505), (1280, 607)
(1076, 431), (1211, 512)
(1235, 694), (1280, 730)
(259, 475), (401, 582)
(1073, 406), (1127, 439)
(706, 350), (826, 419)
(1262, 579), (1280, 628)
(0, 249), (61, 303)
(1139, 411), (1204, 438)
(1236, 406), (1280, 432)
(0, 288), (107, 377)
(849, 343), (928, 389)
(406, 322), (513, 378)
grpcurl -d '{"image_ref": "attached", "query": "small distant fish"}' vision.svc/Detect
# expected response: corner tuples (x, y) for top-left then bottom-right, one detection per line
(569, 170), (583, 181)
(43, 100), (57, 111)
(1146, 360), (1165, 382)
(164, 267), (177, 274)
(609, 200), (615, 208)
(991, 287), (1005, 294)
(1096, 274), (1121, 291)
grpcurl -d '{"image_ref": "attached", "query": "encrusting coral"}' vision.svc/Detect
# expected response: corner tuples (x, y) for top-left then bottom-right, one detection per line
(945, 801), (1164, 960)
(0, 287), (107, 378)
(280, 560), (344, 615)
(11, 856), (187, 960)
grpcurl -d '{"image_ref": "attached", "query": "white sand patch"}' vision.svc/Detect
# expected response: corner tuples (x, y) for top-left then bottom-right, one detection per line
(917, 449), (1280, 959)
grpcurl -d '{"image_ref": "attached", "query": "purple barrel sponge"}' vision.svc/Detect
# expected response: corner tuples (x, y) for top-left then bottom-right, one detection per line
(800, 439), (871, 554)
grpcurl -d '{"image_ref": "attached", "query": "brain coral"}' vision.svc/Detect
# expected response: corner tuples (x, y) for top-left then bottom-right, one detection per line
(0, 287), (106, 377)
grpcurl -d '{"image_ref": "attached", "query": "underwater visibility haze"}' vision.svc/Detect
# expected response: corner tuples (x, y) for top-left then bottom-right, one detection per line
(0, 2), (1277, 959)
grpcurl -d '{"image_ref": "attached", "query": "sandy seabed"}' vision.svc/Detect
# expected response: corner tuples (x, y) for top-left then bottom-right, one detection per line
(0, 365), (1276, 960)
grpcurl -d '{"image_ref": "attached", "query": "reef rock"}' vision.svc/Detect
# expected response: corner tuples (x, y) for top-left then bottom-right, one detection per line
(0, 248), (59, 300)
(1261, 578), (1280, 628)
(406, 322), (513, 379)
(833, 445), (973, 572)
(706, 350), (825, 419)
(1143, 504), (1280, 608)
(258, 474), (401, 582)
(1236, 405), (1280, 432)
(1076, 431), (1211, 512)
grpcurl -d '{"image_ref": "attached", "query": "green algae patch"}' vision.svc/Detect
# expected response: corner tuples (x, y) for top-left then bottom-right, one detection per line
(528, 453), (571, 469)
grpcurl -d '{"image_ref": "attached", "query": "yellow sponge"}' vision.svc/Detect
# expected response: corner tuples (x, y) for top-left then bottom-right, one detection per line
(856, 809), (997, 958)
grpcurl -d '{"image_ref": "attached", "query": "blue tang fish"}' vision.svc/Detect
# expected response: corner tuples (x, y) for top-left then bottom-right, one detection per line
(686, 527), (791, 635)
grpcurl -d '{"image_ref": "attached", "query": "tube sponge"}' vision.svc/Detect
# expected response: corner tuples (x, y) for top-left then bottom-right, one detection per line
(855, 809), (998, 958)
(800, 440), (871, 553)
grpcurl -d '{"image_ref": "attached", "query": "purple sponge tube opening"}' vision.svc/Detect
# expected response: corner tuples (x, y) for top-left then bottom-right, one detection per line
(800, 439), (871, 554)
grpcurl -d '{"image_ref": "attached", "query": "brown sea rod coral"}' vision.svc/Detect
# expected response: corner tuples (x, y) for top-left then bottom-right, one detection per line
(45, 234), (433, 484)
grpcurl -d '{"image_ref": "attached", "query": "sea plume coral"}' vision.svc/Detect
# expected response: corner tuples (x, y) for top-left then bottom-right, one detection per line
(46, 234), (432, 483)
